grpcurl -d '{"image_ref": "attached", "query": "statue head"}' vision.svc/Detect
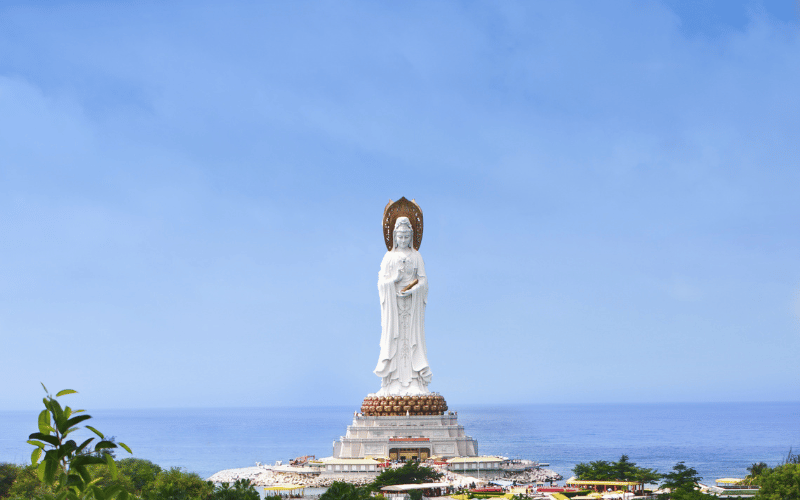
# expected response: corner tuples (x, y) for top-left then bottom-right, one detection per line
(393, 217), (413, 250)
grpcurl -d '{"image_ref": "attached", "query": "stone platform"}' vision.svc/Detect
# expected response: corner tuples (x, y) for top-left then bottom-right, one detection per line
(332, 412), (478, 461)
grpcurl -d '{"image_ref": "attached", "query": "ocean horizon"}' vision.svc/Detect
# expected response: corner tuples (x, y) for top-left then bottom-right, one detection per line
(2, 402), (798, 485)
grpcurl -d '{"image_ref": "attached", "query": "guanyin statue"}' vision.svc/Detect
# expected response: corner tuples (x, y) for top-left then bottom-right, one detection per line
(374, 198), (432, 396)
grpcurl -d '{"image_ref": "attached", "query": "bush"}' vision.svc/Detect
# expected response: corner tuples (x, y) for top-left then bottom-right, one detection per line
(141, 467), (214, 500)
(117, 458), (163, 492)
(209, 478), (260, 500)
(0, 463), (22, 498)
(26, 385), (133, 499)
(320, 481), (372, 500)
(563, 490), (592, 498)
(5, 463), (55, 499)
(754, 463), (800, 500)
(371, 461), (442, 491)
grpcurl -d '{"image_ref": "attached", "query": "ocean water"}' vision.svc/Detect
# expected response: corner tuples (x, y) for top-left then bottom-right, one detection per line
(2, 403), (798, 485)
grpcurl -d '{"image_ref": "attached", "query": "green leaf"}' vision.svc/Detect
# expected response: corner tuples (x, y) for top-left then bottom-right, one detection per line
(75, 464), (91, 487)
(104, 485), (123, 499)
(29, 432), (60, 446)
(37, 460), (46, 481)
(86, 425), (104, 439)
(56, 389), (77, 397)
(38, 409), (54, 434)
(118, 490), (129, 500)
(41, 382), (49, 394)
(63, 414), (92, 430)
(51, 400), (66, 432)
(27, 439), (46, 448)
(57, 440), (77, 460)
(118, 442), (132, 454)
(44, 457), (58, 484)
(76, 437), (94, 453)
(72, 455), (105, 467)
(91, 484), (107, 500)
(56, 470), (67, 490)
(31, 447), (42, 464)
(105, 453), (118, 480)
(94, 440), (117, 451)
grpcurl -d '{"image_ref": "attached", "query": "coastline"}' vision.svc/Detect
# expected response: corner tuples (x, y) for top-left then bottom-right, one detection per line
(207, 464), (563, 488)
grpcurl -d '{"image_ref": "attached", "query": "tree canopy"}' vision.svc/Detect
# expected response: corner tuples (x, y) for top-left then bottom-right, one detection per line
(754, 463), (800, 500)
(319, 481), (372, 500)
(573, 455), (661, 484)
(371, 461), (442, 491)
(661, 462), (702, 492)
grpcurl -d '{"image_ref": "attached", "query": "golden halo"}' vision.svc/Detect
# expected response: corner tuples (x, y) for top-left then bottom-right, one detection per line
(383, 197), (423, 251)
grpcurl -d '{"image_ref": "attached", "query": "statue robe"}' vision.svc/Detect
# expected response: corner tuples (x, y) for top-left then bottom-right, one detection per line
(374, 248), (432, 395)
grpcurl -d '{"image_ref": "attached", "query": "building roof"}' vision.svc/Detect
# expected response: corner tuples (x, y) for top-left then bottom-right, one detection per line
(565, 480), (642, 486)
(449, 456), (504, 463)
(716, 478), (744, 484)
(323, 458), (380, 465)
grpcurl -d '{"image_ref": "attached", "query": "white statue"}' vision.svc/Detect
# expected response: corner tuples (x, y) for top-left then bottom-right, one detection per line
(374, 213), (432, 396)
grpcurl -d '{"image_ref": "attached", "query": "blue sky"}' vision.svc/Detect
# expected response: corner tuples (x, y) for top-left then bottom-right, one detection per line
(1, 0), (798, 410)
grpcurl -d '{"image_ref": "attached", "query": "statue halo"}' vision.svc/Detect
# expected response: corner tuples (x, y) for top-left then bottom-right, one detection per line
(383, 197), (423, 251)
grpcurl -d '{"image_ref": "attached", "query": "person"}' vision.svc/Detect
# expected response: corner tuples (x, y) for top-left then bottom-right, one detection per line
(374, 216), (432, 395)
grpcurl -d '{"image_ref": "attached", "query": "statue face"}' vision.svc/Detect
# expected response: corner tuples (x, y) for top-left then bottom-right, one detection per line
(395, 230), (412, 249)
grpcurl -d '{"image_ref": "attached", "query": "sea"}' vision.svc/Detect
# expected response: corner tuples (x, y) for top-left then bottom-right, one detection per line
(2, 403), (798, 486)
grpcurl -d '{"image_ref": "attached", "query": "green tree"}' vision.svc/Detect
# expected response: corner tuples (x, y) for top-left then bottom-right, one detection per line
(115, 458), (162, 493)
(784, 448), (800, 465)
(573, 460), (614, 480)
(319, 481), (372, 500)
(26, 384), (133, 500)
(371, 461), (442, 491)
(667, 489), (717, 500)
(6, 463), (55, 498)
(661, 462), (702, 493)
(140, 467), (213, 500)
(573, 455), (660, 484)
(0, 463), (23, 498)
(746, 462), (771, 484)
(754, 463), (800, 500)
(208, 479), (260, 500)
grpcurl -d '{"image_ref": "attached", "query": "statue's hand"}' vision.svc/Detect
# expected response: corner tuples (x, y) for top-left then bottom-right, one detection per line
(398, 286), (414, 297)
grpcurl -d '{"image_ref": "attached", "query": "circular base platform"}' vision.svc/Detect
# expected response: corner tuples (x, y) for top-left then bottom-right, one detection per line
(360, 394), (448, 416)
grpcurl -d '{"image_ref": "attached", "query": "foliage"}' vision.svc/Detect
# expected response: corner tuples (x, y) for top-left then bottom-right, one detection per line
(784, 448), (800, 465)
(6, 463), (55, 498)
(371, 461), (442, 490)
(661, 462), (702, 492)
(0, 463), (23, 498)
(319, 481), (372, 500)
(667, 489), (717, 500)
(563, 491), (592, 498)
(746, 462), (771, 484)
(573, 454), (661, 484)
(115, 459), (162, 493)
(753, 463), (800, 500)
(26, 384), (133, 500)
(140, 467), (213, 500)
(208, 479), (260, 500)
